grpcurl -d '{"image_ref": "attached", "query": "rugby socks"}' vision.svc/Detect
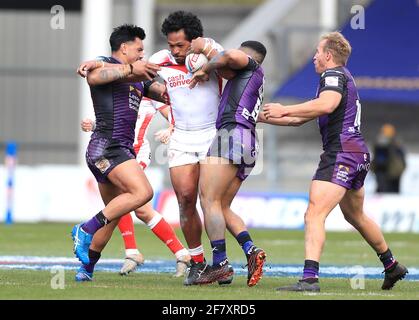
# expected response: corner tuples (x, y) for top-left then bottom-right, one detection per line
(82, 211), (109, 234)
(118, 213), (138, 253)
(378, 248), (397, 271)
(236, 231), (254, 256)
(84, 249), (101, 273)
(302, 259), (319, 283)
(189, 245), (205, 263)
(147, 214), (185, 255)
(174, 248), (190, 261)
(210, 239), (227, 267)
(125, 248), (140, 256)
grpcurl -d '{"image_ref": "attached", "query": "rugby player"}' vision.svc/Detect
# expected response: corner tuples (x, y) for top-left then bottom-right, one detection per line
(185, 40), (268, 286)
(154, 12), (268, 286)
(79, 99), (190, 280)
(71, 24), (166, 275)
(262, 32), (408, 291)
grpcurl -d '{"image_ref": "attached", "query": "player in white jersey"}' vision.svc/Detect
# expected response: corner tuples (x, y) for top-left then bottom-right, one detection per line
(150, 39), (222, 168)
(80, 97), (191, 279)
(152, 12), (223, 273)
(156, 11), (263, 286)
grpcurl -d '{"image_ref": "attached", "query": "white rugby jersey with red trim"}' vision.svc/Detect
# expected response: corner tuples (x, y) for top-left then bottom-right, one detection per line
(149, 46), (223, 131)
(133, 97), (169, 156)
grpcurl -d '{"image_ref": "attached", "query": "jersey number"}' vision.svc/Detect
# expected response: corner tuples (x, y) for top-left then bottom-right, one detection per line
(354, 99), (361, 130)
(241, 80), (264, 122)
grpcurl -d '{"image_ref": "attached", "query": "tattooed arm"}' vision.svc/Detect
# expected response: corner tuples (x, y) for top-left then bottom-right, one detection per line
(189, 49), (249, 88)
(86, 64), (131, 85)
(86, 60), (160, 86)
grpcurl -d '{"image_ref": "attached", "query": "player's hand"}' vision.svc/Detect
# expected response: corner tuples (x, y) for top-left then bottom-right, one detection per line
(187, 37), (206, 55)
(156, 83), (170, 104)
(161, 90), (170, 105)
(189, 69), (210, 89)
(263, 103), (289, 119)
(81, 118), (95, 132)
(132, 60), (161, 81)
(187, 37), (215, 56)
(154, 125), (174, 144)
(77, 60), (99, 78)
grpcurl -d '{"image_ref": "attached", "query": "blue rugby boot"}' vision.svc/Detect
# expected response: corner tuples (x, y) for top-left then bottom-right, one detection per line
(75, 265), (93, 282)
(71, 223), (93, 265)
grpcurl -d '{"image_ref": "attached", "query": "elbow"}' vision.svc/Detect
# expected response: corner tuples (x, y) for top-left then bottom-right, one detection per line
(291, 117), (304, 126)
(291, 121), (303, 127)
(323, 105), (336, 114)
(86, 75), (97, 86)
(86, 73), (102, 86)
(225, 49), (240, 64)
(291, 117), (310, 127)
(315, 98), (338, 115)
(320, 100), (339, 114)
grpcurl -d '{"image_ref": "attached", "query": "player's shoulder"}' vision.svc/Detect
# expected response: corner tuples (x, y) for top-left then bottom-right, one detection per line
(96, 56), (117, 64)
(319, 68), (347, 87)
(235, 55), (260, 74)
(320, 68), (346, 79)
(149, 50), (176, 66)
(318, 68), (349, 95)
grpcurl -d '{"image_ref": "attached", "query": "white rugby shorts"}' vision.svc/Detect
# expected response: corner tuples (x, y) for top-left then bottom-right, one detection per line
(168, 126), (216, 168)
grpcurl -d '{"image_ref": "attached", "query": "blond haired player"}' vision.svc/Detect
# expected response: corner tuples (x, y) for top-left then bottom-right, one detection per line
(263, 32), (408, 291)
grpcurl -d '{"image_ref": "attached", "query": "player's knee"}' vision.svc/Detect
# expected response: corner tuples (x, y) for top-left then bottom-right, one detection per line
(199, 196), (210, 212)
(177, 189), (197, 210)
(198, 189), (208, 208)
(134, 207), (150, 222)
(132, 185), (153, 208)
(199, 187), (220, 207)
(343, 212), (363, 227)
(304, 209), (322, 225)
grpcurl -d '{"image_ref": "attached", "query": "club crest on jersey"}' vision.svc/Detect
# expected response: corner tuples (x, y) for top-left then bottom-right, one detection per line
(95, 157), (111, 173)
(336, 164), (350, 182)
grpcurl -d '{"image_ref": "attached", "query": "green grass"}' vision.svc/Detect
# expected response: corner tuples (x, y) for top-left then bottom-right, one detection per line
(0, 270), (417, 300)
(0, 223), (418, 300)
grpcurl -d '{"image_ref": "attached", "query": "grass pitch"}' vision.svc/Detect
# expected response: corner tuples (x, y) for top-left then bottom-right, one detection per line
(0, 223), (418, 300)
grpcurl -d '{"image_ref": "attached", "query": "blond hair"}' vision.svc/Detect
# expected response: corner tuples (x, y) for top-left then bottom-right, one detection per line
(321, 32), (352, 66)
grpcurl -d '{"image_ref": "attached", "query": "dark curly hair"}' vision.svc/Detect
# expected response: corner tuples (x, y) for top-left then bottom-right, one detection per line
(109, 24), (146, 52)
(161, 11), (203, 41)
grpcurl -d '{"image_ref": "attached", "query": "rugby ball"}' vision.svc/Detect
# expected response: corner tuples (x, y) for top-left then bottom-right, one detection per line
(185, 53), (208, 73)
